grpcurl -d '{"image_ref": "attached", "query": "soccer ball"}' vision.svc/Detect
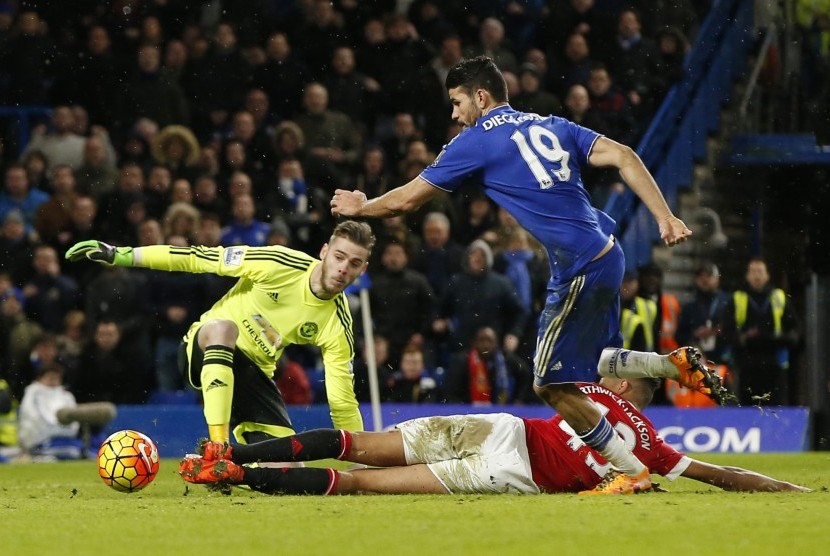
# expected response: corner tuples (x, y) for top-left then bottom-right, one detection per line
(97, 430), (160, 493)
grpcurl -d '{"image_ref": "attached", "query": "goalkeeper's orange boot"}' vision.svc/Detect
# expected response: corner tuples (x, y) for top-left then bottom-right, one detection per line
(578, 469), (652, 495)
(196, 438), (233, 462)
(669, 347), (728, 405)
(179, 455), (244, 485)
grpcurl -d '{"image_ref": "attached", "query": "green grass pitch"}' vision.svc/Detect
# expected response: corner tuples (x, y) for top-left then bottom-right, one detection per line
(2, 453), (828, 556)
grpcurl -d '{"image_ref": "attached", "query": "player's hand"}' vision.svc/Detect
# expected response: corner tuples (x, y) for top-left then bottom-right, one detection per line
(65, 240), (134, 266)
(331, 189), (367, 217)
(659, 215), (692, 246)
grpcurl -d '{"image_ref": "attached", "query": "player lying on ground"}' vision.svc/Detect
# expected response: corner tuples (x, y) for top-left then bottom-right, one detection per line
(179, 376), (808, 495)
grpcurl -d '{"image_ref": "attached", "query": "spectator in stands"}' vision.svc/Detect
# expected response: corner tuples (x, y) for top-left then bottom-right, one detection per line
(21, 149), (50, 193)
(17, 364), (82, 460)
(1, 10), (58, 104)
(381, 113), (422, 178)
(418, 34), (464, 149)
(607, 8), (661, 121)
(552, 32), (599, 99)
(96, 162), (146, 245)
(53, 196), (98, 270)
(75, 135), (119, 199)
(22, 245), (79, 333)
(539, 0), (615, 65)
(653, 26), (690, 104)
(162, 202), (201, 245)
(55, 309), (87, 382)
(252, 31), (310, 120)
(59, 25), (124, 128)
(410, 211), (465, 301)
(0, 210), (36, 286)
(384, 344), (442, 403)
(638, 262), (681, 354)
(169, 178), (194, 206)
(378, 13), (435, 115)
(323, 45), (381, 134)
(407, 0), (456, 49)
(512, 63), (562, 116)
(34, 165), (77, 245)
(150, 124), (201, 182)
(75, 320), (151, 404)
(369, 240), (435, 368)
(219, 138), (266, 196)
(619, 271), (655, 353)
(455, 192), (498, 246)
(295, 82), (362, 181)
(244, 88), (278, 146)
(352, 146), (391, 199)
(143, 165), (173, 219)
(721, 257), (799, 405)
(587, 63), (637, 144)
(193, 175), (229, 223)
(0, 163), (49, 229)
(352, 334), (393, 403)
(220, 193), (270, 247)
(434, 239), (527, 356)
(117, 44), (190, 136)
(465, 18), (518, 74)
(562, 83), (611, 137)
(163, 38), (189, 84)
(0, 282), (42, 398)
(83, 263), (150, 374)
(294, 0), (351, 80)
(445, 326), (532, 405)
(225, 110), (272, 184)
(677, 261), (729, 361)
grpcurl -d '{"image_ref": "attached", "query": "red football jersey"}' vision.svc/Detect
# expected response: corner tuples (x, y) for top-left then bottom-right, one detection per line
(523, 383), (688, 493)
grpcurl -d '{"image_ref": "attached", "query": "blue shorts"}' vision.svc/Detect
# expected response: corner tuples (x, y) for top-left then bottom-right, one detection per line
(533, 240), (623, 386)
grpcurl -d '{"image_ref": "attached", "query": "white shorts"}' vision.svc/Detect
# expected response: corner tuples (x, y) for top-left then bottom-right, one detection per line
(397, 413), (540, 495)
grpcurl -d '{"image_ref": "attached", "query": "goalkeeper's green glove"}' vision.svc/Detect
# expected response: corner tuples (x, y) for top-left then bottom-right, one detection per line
(65, 240), (134, 266)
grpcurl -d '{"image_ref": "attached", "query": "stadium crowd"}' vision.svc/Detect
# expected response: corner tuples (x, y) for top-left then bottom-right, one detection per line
(0, 0), (805, 454)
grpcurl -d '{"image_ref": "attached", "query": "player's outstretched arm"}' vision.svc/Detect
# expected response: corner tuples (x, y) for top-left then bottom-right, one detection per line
(587, 137), (691, 246)
(681, 459), (811, 492)
(65, 240), (134, 266)
(331, 176), (439, 218)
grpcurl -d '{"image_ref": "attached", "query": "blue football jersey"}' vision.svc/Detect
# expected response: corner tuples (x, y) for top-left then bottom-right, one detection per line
(420, 105), (616, 284)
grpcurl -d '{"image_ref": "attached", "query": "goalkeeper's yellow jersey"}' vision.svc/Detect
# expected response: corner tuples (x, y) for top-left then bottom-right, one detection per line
(133, 244), (362, 431)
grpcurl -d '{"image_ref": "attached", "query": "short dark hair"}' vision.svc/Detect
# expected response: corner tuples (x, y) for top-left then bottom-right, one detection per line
(446, 56), (508, 102)
(331, 220), (376, 253)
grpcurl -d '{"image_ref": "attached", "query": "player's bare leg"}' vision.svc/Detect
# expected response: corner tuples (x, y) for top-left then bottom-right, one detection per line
(339, 465), (449, 494)
(534, 382), (652, 494)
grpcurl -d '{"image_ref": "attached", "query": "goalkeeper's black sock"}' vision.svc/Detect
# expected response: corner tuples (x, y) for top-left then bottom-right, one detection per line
(242, 466), (339, 495)
(232, 429), (352, 464)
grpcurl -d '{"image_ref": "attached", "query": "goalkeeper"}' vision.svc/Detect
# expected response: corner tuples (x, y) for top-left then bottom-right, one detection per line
(66, 220), (375, 445)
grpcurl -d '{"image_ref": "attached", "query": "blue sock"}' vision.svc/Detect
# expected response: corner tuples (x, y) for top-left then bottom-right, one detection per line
(578, 417), (615, 451)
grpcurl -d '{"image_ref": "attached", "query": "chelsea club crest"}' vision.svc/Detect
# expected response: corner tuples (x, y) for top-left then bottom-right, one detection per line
(299, 322), (319, 338)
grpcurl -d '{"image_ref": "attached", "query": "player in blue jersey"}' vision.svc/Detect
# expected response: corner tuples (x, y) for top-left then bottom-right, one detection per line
(331, 56), (722, 495)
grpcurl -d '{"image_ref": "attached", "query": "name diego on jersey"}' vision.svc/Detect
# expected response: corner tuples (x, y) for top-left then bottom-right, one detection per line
(481, 110), (543, 131)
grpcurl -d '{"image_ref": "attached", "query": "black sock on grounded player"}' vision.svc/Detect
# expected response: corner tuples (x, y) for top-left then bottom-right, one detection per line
(242, 466), (340, 495)
(231, 429), (352, 464)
